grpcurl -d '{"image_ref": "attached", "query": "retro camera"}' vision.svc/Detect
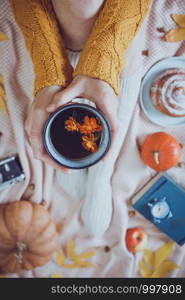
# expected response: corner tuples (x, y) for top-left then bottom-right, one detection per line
(0, 155), (25, 190)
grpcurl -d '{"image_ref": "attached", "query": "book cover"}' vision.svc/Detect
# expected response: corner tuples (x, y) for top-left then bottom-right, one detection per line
(131, 172), (185, 246)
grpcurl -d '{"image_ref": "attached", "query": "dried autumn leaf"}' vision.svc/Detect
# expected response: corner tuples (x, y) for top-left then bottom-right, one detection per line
(0, 85), (5, 98)
(0, 74), (8, 114)
(62, 263), (81, 269)
(75, 261), (96, 268)
(0, 74), (3, 84)
(143, 249), (155, 268)
(0, 31), (8, 41)
(172, 14), (185, 28)
(139, 260), (152, 278)
(165, 27), (185, 42)
(51, 273), (62, 278)
(56, 250), (65, 266)
(150, 260), (179, 278)
(74, 251), (97, 260)
(82, 134), (98, 153)
(154, 241), (174, 268)
(68, 240), (75, 258)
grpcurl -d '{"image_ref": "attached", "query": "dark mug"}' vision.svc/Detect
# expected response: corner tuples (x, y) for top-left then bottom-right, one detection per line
(43, 101), (111, 169)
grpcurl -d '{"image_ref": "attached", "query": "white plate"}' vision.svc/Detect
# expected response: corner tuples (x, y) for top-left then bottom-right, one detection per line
(139, 57), (185, 127)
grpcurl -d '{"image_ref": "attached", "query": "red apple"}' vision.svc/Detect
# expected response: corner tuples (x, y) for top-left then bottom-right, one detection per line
(125, 227), (148, 253)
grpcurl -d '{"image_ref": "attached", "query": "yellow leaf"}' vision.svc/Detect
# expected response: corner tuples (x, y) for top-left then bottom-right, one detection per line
(0, 74), (8, 114)
(51, 273), (62, 278)
(143, 249), (155, 268)
(62, 261), (96, 269)
(75, 261), (96, 268)
(154, 241), (174, 268)
(74, 251), (97, 260)
(56, 250), (65, 266)
(62, 263), (80, 269)
(139, 260), (153, 278)
(0, 96), (8, 114)
(0, 74), (3, 84)
(0, 31), (8, 41)
(150, 260), (179, 278)
(0, 85), (5, 98)
(172, 14), (185, 28)
(68, 240), (75, 258)
(74, 257), (96, 268)
(165, 27), (185, 42)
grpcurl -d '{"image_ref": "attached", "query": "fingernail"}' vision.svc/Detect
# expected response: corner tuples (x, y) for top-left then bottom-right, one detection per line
(47, 104), (56, 111)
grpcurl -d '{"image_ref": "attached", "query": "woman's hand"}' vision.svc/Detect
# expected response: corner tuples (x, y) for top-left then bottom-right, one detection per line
(26, 75), (119, 171)
(25, 85), (70, 173)
(47, 75), (119, 159)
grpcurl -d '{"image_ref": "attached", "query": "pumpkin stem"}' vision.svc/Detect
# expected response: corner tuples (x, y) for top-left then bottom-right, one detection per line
(153, 151), (160, 165)
(41, 200), (47, 206)
(14, 242), (27, 264)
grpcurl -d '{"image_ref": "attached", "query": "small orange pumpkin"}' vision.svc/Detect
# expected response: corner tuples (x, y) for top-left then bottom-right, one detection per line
(140, 132), (182, 171)
(0, 201), (58, 274)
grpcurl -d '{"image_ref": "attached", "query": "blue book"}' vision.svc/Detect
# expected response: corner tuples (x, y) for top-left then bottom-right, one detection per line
(131, 172), (185, 246)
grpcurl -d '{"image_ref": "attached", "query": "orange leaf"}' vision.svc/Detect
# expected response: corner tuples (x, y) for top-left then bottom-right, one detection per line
(171, 14), (185, 28)
(0, 31), (8, 41)
(165, 27), (185, 42)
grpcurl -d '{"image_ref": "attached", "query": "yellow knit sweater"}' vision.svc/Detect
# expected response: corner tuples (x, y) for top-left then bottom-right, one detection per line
(10, 0), (151, 95)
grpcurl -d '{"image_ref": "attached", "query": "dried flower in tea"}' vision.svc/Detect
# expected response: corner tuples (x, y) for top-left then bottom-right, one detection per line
(64, 114), (103, 155)
(65, 116), (80, 132)
(82, 134), (98, 153)
(79, 116), (102, 134)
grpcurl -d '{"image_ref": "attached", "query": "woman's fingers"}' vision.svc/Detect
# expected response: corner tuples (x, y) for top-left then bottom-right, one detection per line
(26, 108), (48, 158)
(26, 112), (70, 172)
(46, 81), (82, 112)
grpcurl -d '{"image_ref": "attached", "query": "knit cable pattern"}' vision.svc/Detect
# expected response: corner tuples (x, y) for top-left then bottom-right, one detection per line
(74, 0), (152, 95)
(10, 0), (151, 96)
(10, 0), (73, 96)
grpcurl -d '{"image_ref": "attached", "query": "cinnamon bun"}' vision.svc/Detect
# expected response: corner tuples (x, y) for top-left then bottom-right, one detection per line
(150, 68), (185, 117)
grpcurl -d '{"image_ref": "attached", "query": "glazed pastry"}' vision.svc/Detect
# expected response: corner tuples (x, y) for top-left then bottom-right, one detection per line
(150, 68), (185, 117)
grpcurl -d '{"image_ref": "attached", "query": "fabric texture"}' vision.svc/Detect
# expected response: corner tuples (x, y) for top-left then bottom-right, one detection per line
(74, 0), (151, 94)
(10, 0), (151, 95)
(10, 0), (73, 95)
(0, 0), (185, 278)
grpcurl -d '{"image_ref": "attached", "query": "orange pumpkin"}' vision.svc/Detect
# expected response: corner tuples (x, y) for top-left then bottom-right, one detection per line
(141, 132), (182, 171)
(0, 201), (58, 274)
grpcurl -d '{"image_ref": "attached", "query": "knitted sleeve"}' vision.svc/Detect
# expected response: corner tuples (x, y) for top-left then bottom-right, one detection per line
(74, 0), (151, 95)
(10, 0), (73, 95)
